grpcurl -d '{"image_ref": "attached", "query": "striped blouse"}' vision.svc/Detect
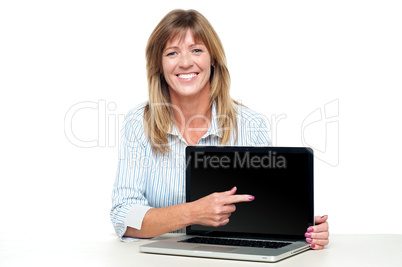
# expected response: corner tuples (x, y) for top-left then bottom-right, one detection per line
(110, 102), (271, 241)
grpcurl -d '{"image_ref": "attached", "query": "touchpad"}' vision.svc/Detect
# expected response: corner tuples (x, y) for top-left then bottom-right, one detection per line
(194, 245), (235, 253)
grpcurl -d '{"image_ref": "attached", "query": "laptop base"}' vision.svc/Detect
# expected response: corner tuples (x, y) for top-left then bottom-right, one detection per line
(139, 235), (310, 263)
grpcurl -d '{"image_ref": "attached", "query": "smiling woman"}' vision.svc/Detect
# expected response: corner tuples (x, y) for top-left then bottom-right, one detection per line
(110, 9), (329, 250)
(143, 9), (237, 151)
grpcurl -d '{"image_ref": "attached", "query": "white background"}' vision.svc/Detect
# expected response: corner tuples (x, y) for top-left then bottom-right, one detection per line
(1, 0), (401, 250)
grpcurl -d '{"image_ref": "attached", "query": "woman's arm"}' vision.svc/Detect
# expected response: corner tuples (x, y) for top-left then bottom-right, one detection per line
(124, 187), (254, 238)
(124, 202), (192, 238)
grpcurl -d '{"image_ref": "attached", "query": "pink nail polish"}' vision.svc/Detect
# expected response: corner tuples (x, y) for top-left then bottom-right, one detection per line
(248, 196), (255, 200)
(306, 238), (312, 243)
(321, 215), (327, 218)
(310, 244), (315, 249)
(307, 227), (314, 232)
(305, 233), (311, 238)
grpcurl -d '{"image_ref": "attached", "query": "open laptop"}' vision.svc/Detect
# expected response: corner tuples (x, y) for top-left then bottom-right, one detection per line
(139, 146), (314, 262)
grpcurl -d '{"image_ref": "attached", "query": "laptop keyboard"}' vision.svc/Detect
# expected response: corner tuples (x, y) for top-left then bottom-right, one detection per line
(179, 237), (291, 249)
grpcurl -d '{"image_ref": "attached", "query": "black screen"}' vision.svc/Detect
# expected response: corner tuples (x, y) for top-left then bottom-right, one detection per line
(186, 147), (313, 239)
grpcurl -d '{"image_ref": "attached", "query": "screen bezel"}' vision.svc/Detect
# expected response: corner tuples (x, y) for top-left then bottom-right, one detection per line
(185, 146), (314, 240)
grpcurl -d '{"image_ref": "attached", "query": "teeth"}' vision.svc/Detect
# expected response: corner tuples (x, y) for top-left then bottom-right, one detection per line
(178, 73), (197, 79)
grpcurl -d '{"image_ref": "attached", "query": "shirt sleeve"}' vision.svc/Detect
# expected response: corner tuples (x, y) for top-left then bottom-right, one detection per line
(110, 107), (152, 242)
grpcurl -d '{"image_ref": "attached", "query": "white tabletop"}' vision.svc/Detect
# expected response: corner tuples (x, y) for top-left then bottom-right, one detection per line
(1, 233), (401, 267)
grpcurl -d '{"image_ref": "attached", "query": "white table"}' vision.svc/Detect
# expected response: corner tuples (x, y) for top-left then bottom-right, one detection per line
(1, 233), (401, 266)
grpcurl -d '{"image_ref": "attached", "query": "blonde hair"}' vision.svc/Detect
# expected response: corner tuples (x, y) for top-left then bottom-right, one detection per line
(144, 9), (238, 153)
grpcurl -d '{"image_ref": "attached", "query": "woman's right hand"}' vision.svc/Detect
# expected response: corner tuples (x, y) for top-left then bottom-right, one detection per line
(188, 186), (255, 227)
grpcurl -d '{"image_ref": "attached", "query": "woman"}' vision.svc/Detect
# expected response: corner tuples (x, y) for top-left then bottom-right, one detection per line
(111, 9), (329, 249)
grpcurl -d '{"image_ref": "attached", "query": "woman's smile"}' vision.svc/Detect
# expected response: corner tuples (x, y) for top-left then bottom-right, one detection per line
(176, 72), (199, 81)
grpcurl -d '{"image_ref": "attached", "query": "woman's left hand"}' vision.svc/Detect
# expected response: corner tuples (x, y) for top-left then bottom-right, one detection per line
(305, 215), (329, 250)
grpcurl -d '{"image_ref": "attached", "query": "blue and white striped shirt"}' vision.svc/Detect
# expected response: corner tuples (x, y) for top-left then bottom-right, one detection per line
(110, 102), (271, 241)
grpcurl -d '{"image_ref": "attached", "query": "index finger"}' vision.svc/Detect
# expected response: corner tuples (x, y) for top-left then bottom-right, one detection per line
(224, 194), (255, 204)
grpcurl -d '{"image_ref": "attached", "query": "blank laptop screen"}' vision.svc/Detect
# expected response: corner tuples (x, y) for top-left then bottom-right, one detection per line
(186, 147), (314, 239)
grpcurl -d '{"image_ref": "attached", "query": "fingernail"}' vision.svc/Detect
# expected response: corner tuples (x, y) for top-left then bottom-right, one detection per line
(305, 233), (311, 238)
(307, 227), (314, 232)
(321, 215), (327, 218)
(231, 186), (236, 191)
(248, 196), (255, 200)
(306, 238), (312, 243)
(310, 244), (315, 249)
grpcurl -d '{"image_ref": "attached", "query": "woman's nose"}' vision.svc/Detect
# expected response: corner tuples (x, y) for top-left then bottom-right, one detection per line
(178, 52), (194, 68)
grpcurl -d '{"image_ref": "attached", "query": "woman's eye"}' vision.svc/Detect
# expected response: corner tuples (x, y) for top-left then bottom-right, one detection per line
(193, 49), (202, 53)
(167, 52), (177, 56)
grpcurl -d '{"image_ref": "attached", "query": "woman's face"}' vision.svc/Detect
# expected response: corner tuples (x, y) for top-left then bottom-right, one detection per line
(162, 29), (212, 101)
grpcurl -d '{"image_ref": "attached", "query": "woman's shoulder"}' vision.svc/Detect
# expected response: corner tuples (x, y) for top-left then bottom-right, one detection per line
(125, 101), (147, 121)
(233, 102), (272, 146)
(234, 103), (268, 126)
(121, 101), (148, 146)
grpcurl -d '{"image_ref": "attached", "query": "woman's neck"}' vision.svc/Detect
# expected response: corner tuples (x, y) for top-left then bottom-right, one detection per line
(169, 89), (212, 145)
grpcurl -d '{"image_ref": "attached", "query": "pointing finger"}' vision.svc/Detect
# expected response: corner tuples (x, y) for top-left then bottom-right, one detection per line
(224, 194), (255, 204)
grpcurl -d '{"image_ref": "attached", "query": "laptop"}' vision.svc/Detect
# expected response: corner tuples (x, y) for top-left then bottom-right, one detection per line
(139, 146), (314, 262)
